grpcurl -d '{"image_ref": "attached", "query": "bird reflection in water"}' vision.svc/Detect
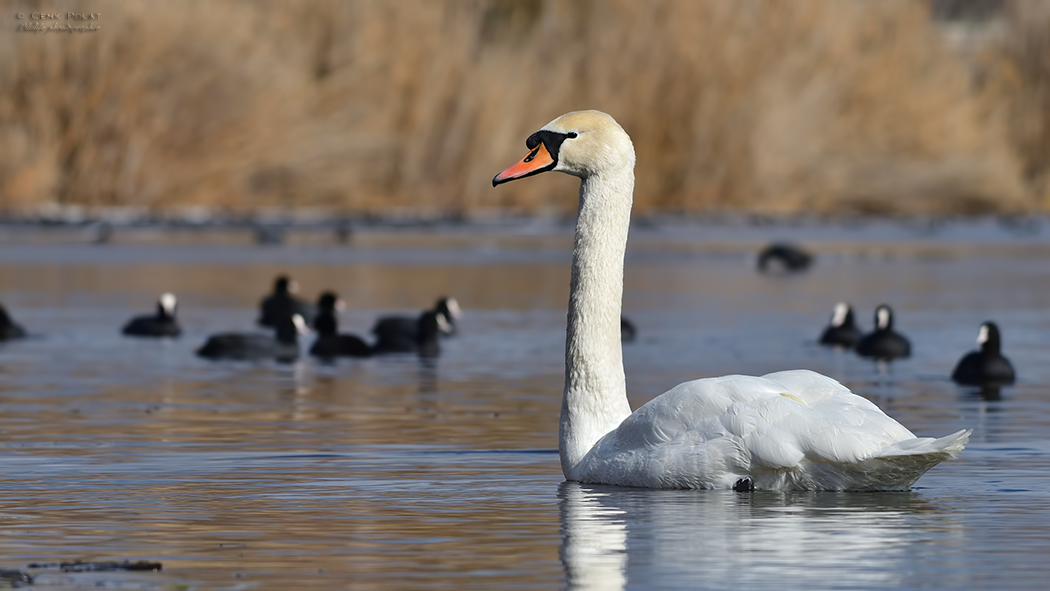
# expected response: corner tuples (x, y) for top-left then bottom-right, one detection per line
(559, 483), (627, 591)
(417, 357), (439, 393)
(558, 482), (958, 590)
(977, 385), (1002, 402)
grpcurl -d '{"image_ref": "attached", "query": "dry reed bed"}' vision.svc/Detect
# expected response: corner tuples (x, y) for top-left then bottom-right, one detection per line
(0, 0), (1047, 216)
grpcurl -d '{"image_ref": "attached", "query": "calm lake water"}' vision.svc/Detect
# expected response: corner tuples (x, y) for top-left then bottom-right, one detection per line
(0, 218), (1049, 590)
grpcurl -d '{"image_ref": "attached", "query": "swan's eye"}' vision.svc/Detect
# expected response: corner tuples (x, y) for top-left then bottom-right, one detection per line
(566, 132), (578, 139)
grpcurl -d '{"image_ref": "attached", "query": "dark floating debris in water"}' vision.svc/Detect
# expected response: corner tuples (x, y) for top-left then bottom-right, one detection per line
(0, 568), (33, 586)
(25, 560), (162, 573)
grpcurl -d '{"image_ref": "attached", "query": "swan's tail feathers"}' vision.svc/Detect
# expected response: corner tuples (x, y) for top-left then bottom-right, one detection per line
(800, 430), (972, 491)
(839, 429), (972, 491)
(881, 429), (972, 461)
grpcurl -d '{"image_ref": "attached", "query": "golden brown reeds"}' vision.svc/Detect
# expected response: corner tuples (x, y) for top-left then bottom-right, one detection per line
(0, 0), (1046, 216)
(999, 0), (1050, 207)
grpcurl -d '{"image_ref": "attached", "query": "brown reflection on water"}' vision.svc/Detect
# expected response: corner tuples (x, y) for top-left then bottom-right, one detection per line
(0, 365), (561, 450)
(0, 459), (563, 590)
(0, 259), (572, 313)
(0, 356), (566, 588)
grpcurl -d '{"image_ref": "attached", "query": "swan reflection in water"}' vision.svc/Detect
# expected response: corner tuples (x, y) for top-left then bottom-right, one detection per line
(558, 483), (963, 590)
(560, 483), (629, 591)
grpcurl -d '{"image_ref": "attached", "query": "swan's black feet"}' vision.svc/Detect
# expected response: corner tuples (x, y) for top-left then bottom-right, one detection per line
(733, 478), (754, 492)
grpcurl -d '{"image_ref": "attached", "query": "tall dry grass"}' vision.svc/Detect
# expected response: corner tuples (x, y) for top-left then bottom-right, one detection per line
(0, 0), (1045, 216)
(999, 0), (1050, 207)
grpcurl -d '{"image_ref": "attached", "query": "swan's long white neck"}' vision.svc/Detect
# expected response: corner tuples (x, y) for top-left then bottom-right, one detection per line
(560, 167), (635, 478)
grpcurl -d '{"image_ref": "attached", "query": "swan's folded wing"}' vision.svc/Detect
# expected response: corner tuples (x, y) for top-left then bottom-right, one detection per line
(613, 374), (783, 447)
(745, 371), (919, 464)
(602, 370), (922, 469)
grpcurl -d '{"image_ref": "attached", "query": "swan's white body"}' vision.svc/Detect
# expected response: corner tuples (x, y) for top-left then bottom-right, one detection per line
(494, 110), (969, 490)
(575, 370), (969, 490)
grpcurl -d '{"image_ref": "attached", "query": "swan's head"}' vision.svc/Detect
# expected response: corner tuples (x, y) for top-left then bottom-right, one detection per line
(492, 110), (634, 186)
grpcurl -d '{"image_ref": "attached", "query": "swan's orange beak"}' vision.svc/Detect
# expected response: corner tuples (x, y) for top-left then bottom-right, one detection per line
(492, 142), (555, 186)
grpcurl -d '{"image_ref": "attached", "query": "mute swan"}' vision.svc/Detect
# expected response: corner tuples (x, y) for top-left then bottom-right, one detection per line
(856, 304), (911, 360)
(818, 302), (861, 348)
(122, 293), (181, 338)
(493, 110), (969, 490)
(952, 321), (1015, 386)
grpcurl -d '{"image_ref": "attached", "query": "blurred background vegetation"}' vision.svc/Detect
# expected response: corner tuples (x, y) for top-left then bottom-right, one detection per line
(1, 0), (1049, 218)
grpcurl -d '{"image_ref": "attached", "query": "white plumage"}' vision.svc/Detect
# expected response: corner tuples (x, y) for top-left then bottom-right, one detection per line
(577, 370), (969, 490)
(493, 110), (969, 490)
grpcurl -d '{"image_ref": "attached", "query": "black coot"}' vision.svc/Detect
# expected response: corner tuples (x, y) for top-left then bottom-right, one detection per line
(122, 293), (181, 337)
(372, 311), (443, 358)
(0, 304), (26, 340)
(310, 292), (372, 358)
(258, 275), (315, 328)
(757, 243), (813, 274)
(372, 296), (459, 345)
(818, 302), (861, 348)
(620, 316), (637, 342)
(952, 321), (1015, 386)
(855, 304), (910, 360)
(197, 314), (308, 362)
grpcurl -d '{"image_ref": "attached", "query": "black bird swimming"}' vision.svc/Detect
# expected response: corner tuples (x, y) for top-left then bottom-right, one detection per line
(952, 321), (1015, 386)
(122, 293), (181, 337)
(433, 297), (461, 335)
(855, 304), (911, 360)
(310, 292), (372, 358)
(818, 302), (861, 348)
(620, 316), (637, 342)
(0, 303), (25, 340)
(197, 313), (309, 362)
(372, 310), (444, 358)
(372, 296), (459, 345)
(757, 242), (813, 274)
(258, 275), (315, 328)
